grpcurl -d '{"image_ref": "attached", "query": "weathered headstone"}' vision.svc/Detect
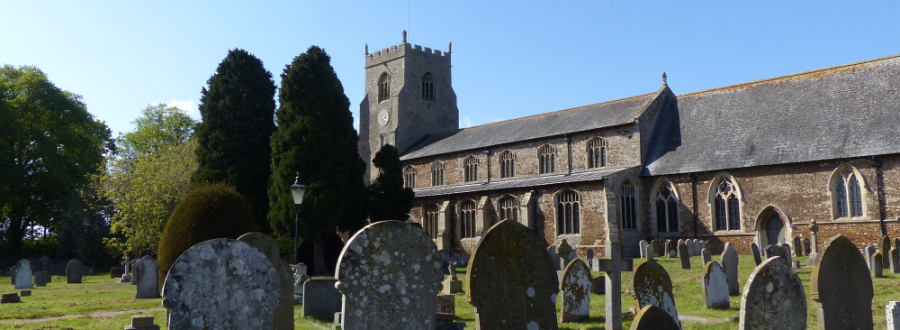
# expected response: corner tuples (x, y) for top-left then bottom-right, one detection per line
(701, 247), (712, 265)
(590, 275), (605, 294)
(650, 240), (660, 256)
(645, 243), (655, 262)
(676, 239), (685, 256)
(135, 257), (159, 299)
(807, 219), (820, 266)
(124, 315), (160, 330)
(765, 245), (785, 263)
(238, 232), (294, 330)
(1, 293), (21, 303)
(162, 238), (280, 329)
(33, 271), (49, 286)
(803, 238), (811, 256)
(441, 264), (463, 294)
(865, 245), (877, 271)
(888, 301), (900, 330)
(555, 239), (575, 271)
(702, 261), (730, 309)
(559, 259), (591, 322)
(678, 242), (690, 270)
(792, 237), (803, 257)
(639, 240), (649, 259)
(693, 239), (702, 256)
(335, 221), (443, 330)
(720, 242), (739, 295)
(20, 290), (30, 296)
(303, 277), (341, 320)
(632, 260), (680, 328)
(65, 259), (82, 284)
(468, 219), (557, 330)
(631, 305), (680, 330)
(665, 239), (676, 258)
(778, 243), (793, 266)
(873, 252), (885, 278)
(891, 247), (900, 274)
(13, 259), (32, 289)
(751, 242), (762, 265)
(883, 236), (892, 268)
(812, 234), (873, 329)
(738, 256), (806, 330)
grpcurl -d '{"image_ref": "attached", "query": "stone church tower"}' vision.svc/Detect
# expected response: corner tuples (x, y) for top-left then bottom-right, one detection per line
(358, 32), (458, 182)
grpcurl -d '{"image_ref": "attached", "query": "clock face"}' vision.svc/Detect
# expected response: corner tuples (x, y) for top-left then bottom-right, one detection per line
(378, 110), (390, 126)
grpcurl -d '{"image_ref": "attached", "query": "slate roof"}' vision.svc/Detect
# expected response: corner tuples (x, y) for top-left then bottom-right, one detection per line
(414, 167), (629, 198)
(645, 54), (900, 176)
(400, 93), (659, 160)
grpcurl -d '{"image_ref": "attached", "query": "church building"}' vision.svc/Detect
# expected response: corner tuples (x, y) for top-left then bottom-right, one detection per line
(358, 36), (900, 257)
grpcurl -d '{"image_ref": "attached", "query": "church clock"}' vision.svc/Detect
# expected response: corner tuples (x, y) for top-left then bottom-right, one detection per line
(378, 109), (390, 126)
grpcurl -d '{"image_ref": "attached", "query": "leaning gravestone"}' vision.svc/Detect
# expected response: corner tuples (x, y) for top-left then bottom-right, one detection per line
(66, 259), (82, 284)
(559, 259), (590, 322)
(162, 239), (279, 329)
(888, 301), (900, 330)
(238, 232), (294, 330)
(335, 220), (443, 330)
(13, 259), (32, 289)
(720, 242), (739, 295)
(135, 257), (159, 299)
(865, 245), (877, 271)
(702, 261), (730, 309)
(678, 242), (690, 270)
(750, 242), (762, 265)
(468, 220), (558, 330)
(738, 256), (806, 330)
(632, 260), (680, 328)
(812, 234), (873, 329)
(891, 247), (900, 274)
(631, 305), (680, 330)
(873, 252), (885, 278)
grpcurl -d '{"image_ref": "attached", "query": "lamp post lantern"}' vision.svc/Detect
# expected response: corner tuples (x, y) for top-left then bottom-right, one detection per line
(290, 172), (306, 264)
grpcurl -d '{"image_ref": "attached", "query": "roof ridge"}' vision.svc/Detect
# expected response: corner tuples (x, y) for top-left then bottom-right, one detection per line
(678, 53), (900, 98)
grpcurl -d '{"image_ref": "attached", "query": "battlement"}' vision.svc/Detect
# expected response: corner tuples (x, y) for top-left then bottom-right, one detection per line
(365, 43), (451, 67)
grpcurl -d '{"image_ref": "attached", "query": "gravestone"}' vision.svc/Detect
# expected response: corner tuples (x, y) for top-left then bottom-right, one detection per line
(807, 219), (820, 266)
(238, 232), (294, 330)
(812, 234), (873, 329)
(555, 239), (575, 270)
(590, 276), (605, 294)
(702, 261), (730, 309)
(765, 245), (786, 264)
(631, 305), (680, 330)
(65, 259), (82, 284)
(110, 266), (124, 278)
(665, 240), (675, 258)
(162, 238), (280, 329)
(676, 239), (684, 256)
(803, 238), (811, 256)
(559, 259), (591, 322)
(701, 248), (712, 265)
(33, 271), (49, 286)
(891, 247), (900, 274)
(873, 252), (885, 278)
(865, 245), (877, 270)
(335, 221), (443, 330)
(13, 259), (32, 289)
(883, 236), (892, 268)
(586, 250), (594, 270)
(293, 263), (308, 301)
(888, 301), (900, 330)
(632, 260), (680, 328)
(20, 290), (30, 296)
(595, 241), (633, 330)
(36, 255), (53, 274)
(750, 242), (762, 265)
(692, 239), (701, 256)
(738, 256), (806, 330)
(778, 243), (793, 266)
(441, 264), (463, 294)
(8, 265), (16, 285)
(720, 242), (740, 295)
(639, 240), (648, 258)
(124, 315), (160, 330)
(467, 220), (557, 330)
(1, 293), (21, 303)
(650, 240), (659, 256)
(303, 277), (341, 320)
(678, 242), (690, 269)
(135, 256), (160, 299)
(792, 237), (803, 257)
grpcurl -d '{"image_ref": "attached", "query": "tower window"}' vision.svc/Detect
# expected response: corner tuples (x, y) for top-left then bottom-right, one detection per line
(499, 150), (516, 178)
(431, 161), (444, 186)
(424, 204), (439, 239)
(403, 166), (416, 189)
(498, 196), (519, 222)
(464, 155), (478, 182)
(621, 182), (636, 230)
(556, 190), (581, 235)
(587, 137), (607, 168)
(460, 200), (477, 238)
(538, 145), (556, 174)
(422, 72), (435, 101)
(378, 73), (391, 102)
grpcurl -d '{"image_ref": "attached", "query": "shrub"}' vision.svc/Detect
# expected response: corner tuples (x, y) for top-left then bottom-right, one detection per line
(156, 183), (257, 285)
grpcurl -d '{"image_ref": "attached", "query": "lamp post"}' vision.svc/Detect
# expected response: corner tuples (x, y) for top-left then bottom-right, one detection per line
(290, 172), (306, 265)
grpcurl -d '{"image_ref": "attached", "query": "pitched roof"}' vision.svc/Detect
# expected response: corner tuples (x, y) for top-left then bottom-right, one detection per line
(645, 54), (900, 176)
(400, 92), (659, 160)
(414, 167), (629, 198)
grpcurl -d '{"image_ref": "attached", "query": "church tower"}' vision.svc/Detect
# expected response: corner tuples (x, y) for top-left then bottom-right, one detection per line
(359, 32), (459, 182)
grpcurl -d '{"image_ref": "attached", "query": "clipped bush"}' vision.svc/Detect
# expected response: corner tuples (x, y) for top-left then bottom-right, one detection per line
(156, 183), (257, 285)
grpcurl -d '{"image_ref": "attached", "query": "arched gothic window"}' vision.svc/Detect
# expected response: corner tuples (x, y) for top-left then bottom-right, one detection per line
(403, 166), (416, 189)
(712, 177), (741, 231)
(587, 137), (607, 168)
(832, 167), (864, 218)
(498, 196), (519, 222)
(655, 184), (679, 233)
(464, 155), (478, 182)
(421, 72), (435, 101)
(621, 182), (636, 230)
(538, 145), (556, 174)
(460, 200), (477, 238)
(556, 190), (581, 235)
(423, 204), (440, 239)
(378, 73), (391, 102)
(431, 161), (444, 186)
(499, 150), (516, 178)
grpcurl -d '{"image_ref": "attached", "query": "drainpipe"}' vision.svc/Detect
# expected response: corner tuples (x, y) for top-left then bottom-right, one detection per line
(873, 156), (887, 236)
(485, 150), (492, 183)
(690, 174), (699, 239)
(566, 135), (573, 174)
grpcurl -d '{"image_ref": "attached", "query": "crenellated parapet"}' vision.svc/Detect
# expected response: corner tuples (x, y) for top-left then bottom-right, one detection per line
(365, 43), (451, 67)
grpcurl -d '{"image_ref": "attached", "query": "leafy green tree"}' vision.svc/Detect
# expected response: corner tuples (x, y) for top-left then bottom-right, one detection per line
(268, 46), (367, 275)
(118, 104), (195, 160)
(0, 65), (112, 254)
(368, 144), (414, 221)
(193, 49), (276, 232)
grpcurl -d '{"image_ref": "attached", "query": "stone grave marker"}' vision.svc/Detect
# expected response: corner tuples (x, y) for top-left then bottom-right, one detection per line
(888, 301), (900, 330)
(293, 263), (308, 301)
(13, 259), (32, 289)
(676, 239), (684, 255)
(559, 259), (591, 322)
(665, 239), (675, 258)
(591, 275), (605, 294)
(632, 260), (680, 328)
(1, 293), (20, 303)
(639, 240), (649, 259)
(873, 252), (885, 277)
(650, 240), (659, 256)
(335, 220), (443, 330)
(692, 239), (702, 256)
(720, 242), (739, 295)
(792, 237), (803, 256)
(66, 259), (82, 284)
(678, 242), (690, 269)
(702, 261), (730, 309)
(238, 232), (294, 330)
(750, 242), (762, 265)
(467, 219), (558, 330)
(812, 234), (873, 329)
(303, 277), (341, 320)
(124, 315), (160, 330)
(36, 255), (52, 274)
(8, 265), (16, 285)
(135, 257), (159, 299)
(891, 247), (900, 274)
(162, 238), (280, 329)
(442, 264), (463, 294)
(110, 266), (124, 278)
(586, 250), (594, 270)
(807, 219), (820, 266)
(883, 236), (893, 268)
(765, 245), (785, 263)
(778, 243), (793, 266)
(701, 248), (712, 265)
(738, 256), (806, 330)
(631, 305), (680, 330)
(555, 239), (575, 270)
(20, 290), (30, 296)
(865, 245), (877, 270)
(33, 271), (49, 286)
(595, 241), (633, 330)
(803, 238), (811, 256)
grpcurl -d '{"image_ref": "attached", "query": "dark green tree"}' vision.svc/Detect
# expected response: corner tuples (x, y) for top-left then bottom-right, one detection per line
(193, 49), (276, 232)
(367, 144), (414, 221)
(268, 46), (367, 275)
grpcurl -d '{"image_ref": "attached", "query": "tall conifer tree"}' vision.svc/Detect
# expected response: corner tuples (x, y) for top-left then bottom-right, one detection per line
(368, 144), (414, 221)
(268, 46), (367, 274)
(193, 49), (276, 232)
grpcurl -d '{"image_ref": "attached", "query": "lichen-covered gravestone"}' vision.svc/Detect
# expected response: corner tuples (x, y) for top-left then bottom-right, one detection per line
(720, 242), (739, 295)
(162, 238), (280, 330)
(632, 260), (680, 328)
(887, 301), (900, 330)
(468, 219), (558, 330)
(335, 221), (443, 330)
(237, 232), (293, 330)
(750, 242), (762, 265)
(631, 305), (679, 330)
(701, 248), (712, 265)
(678, 242), (690, 270)
(559, 259), (590, 322)
(702, 261), (730, 310)
(13, 259), (32, 289)
(738, 256), (806, 330)
(66, 259), (82, 284)
(812, 235), (873, 329)
(135, 257), (159, 299)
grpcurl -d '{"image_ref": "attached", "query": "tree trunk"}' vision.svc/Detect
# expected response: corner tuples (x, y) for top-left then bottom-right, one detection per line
(312, 240), (328, 276)
(6, 216), (25, 256)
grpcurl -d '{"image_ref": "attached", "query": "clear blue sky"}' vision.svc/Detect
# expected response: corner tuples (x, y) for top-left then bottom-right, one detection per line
(3, 1), (898, 136)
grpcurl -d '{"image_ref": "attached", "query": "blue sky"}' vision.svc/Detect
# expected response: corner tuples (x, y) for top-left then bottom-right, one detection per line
(2, 1), (898, 136)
